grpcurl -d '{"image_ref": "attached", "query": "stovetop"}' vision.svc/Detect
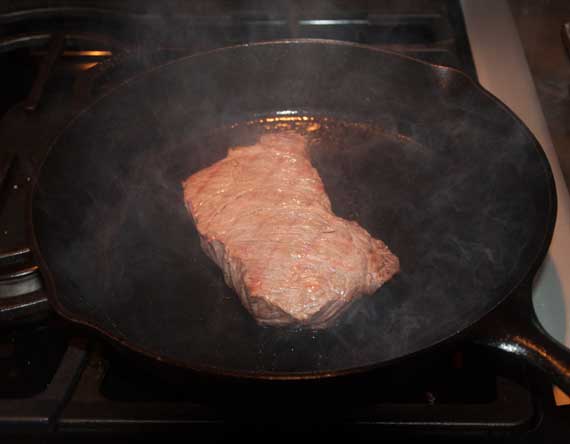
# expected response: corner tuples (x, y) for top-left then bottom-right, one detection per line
(0, 319), (548, 438)
(0, 1), (569, 442)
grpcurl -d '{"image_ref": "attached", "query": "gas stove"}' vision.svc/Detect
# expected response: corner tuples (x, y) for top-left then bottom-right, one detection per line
(0, 1), (569, 442)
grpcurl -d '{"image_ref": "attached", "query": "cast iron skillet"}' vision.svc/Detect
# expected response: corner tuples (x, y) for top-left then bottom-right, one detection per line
(10, 40), (570, 391)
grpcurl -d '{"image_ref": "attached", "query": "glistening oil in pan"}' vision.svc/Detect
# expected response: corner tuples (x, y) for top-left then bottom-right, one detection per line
(206, 113), (427, 228)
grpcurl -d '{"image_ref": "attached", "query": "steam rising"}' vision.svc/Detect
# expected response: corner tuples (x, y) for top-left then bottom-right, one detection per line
(32, 38), (552, 375)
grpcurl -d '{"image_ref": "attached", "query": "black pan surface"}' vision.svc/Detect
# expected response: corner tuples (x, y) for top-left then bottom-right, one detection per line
(31, 40), (556, 378)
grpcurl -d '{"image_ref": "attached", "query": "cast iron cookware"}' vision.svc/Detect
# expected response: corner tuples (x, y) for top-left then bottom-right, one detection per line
(13, 40), (570, 391)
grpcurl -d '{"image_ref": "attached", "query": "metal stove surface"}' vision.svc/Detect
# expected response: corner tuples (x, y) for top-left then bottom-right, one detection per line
(0, 1), (568, 442)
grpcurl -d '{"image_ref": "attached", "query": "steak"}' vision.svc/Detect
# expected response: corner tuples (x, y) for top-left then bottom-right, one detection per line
(182, 132), (399, 328)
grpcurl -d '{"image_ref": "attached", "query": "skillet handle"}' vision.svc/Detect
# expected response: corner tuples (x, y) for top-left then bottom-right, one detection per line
(471, 284), (570, 396)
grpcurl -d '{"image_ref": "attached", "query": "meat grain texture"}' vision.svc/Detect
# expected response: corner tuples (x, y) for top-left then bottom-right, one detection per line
(182, 132), (399, 328)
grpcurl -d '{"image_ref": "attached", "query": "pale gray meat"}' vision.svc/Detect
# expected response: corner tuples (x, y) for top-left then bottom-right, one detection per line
(182, 131), (399, 328)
